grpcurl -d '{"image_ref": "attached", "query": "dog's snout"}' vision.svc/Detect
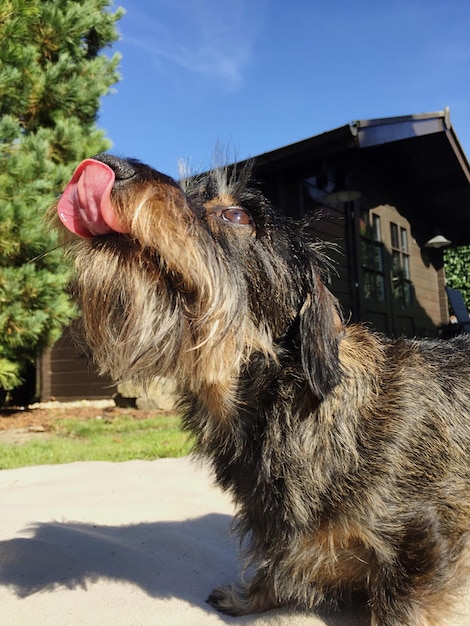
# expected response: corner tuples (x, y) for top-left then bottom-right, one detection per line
(92, 153), (181, 191)
(92, 153), (137, 180)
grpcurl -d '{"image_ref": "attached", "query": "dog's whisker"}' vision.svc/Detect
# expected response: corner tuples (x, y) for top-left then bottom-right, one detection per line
(28, 242), (69, 263)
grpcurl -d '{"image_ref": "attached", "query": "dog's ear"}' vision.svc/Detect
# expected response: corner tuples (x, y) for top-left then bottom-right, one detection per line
(299, 274), (343, 399)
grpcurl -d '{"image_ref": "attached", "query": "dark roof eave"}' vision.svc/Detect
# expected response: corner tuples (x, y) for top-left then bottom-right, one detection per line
(250, 124), (359, 173)
(252, 109), (470, 183)
(353, 109), (470, 185)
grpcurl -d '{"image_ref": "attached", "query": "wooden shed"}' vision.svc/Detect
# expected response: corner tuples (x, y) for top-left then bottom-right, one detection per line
(251, 108), (470, 337)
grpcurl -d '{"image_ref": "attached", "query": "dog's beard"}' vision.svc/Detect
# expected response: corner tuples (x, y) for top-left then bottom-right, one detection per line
(67, 236), (280, 409)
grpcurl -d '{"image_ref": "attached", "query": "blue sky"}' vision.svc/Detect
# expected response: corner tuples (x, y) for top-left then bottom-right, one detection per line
(99, 0), (470, 180)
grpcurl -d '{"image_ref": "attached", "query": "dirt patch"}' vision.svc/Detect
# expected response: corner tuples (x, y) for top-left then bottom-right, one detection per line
(0, 401), (170, 444)
(0, 427), (55, 445)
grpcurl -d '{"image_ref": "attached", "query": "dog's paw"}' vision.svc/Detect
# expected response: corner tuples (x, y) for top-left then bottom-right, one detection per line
(207, 580), (282, 616)
(206, 584), (246, 616)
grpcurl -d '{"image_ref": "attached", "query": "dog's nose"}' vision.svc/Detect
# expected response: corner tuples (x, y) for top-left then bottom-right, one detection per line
(92, 153), (137, 180)
(90, 153), (183, 193)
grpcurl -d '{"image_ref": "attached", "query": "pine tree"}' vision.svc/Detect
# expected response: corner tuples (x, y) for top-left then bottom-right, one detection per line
(0, 0), (124, 402)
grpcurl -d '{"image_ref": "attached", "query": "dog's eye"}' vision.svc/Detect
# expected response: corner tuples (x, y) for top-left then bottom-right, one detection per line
(221, 207), (251, 225)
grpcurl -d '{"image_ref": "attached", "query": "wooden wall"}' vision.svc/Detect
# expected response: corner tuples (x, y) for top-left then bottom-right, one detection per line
(39, 327), (116, 402)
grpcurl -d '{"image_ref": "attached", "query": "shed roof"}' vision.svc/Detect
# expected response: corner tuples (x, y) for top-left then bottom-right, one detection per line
(252, 109), (470, 247)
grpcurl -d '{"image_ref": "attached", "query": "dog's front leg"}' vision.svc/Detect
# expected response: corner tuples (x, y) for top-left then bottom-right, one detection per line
(369, 570), (446, 626)
(207, 568), (281, 616)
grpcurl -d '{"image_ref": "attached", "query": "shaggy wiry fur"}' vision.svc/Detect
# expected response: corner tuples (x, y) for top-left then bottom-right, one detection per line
(51, 153), (470, 626)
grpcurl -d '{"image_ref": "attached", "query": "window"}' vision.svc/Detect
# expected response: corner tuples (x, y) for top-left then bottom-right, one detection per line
(390, 222), (412, 308)
(360, 212), (385, 302)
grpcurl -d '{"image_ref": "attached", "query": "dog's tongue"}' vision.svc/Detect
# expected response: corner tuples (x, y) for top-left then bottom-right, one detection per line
(58, 159), (127, 237)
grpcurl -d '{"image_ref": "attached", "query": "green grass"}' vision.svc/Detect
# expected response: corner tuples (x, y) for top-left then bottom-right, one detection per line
(0, 414), (193, 470)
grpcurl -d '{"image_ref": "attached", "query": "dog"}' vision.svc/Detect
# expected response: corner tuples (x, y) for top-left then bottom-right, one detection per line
(51, 153), (470, 625)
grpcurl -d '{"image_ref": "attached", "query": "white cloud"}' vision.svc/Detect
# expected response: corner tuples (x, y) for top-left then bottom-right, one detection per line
(123, 0), (266, 90)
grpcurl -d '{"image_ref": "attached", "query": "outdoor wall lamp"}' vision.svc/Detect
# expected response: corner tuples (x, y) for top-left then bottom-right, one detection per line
(425, 234), (452, 248)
